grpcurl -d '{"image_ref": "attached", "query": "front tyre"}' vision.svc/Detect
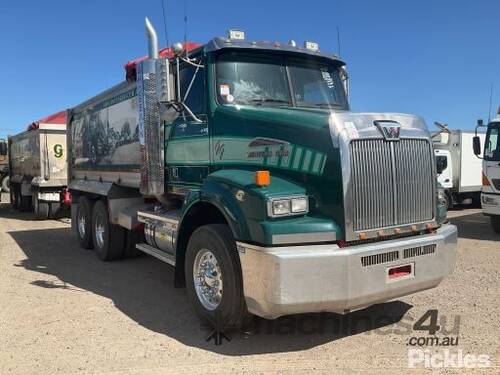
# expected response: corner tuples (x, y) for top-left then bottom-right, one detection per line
(185, 224), (247, 329)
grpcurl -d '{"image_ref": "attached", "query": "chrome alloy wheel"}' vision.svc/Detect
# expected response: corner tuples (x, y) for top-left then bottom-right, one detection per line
(94, 213), (105, 249)
(193, 249), (223, 310)
(77, 211), (86, 238)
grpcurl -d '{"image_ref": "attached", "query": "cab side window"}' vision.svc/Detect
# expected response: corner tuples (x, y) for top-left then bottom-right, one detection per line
(179, 61), (206, 115)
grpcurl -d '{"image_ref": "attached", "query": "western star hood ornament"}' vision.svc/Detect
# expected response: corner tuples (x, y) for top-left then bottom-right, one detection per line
(374, 120), (401, 141)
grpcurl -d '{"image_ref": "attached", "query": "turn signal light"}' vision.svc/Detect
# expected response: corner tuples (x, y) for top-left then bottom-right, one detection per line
(255, 170), (271, 186)
(359, 232), (367, 240)
(482, 173), (491, 186)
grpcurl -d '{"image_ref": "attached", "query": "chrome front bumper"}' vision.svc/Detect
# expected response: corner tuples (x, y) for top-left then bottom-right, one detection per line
(237, 224), (457, 319)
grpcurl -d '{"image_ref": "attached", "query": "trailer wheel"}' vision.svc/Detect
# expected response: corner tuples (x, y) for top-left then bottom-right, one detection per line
(20, 194), (31, 212)
(49, 202), (61, 219)
(1, 175), (9, 193)
(185, 224), (247, 329)
(33, 195), (49, 220)
(76, 197), (94, 249)
(92, 200), (125, 261)
(491, 216), (500, 234)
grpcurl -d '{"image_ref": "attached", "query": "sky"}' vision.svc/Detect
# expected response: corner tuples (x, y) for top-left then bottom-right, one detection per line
(0, 0), (499, 139)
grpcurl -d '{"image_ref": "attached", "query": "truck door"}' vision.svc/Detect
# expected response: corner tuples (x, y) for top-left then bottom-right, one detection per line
(435, 149), (452, 189)
(484, 125), (500, 192)
(165, 59), (209, 187)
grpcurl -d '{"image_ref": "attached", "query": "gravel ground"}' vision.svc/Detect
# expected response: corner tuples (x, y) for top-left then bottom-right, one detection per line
(0, 192), (498, 374)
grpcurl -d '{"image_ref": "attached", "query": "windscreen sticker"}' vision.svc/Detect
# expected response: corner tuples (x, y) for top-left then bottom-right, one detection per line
(344, 121), (359, 139)
(219, 84), (230, 96)
(320, 67), (335, 89)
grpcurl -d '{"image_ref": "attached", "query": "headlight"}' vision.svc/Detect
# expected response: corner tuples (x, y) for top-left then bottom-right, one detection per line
(268, 196), (309, 217)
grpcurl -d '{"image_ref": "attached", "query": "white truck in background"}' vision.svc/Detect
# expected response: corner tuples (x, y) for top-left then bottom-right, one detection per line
(474, 110), (500, 233)
(433, 124), (485, 209)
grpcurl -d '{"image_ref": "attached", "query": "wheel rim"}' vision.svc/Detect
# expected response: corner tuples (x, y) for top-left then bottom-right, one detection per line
(94, 213), (105, 249)
(193, 249), (223, 310)
(77, 211), (86, 238)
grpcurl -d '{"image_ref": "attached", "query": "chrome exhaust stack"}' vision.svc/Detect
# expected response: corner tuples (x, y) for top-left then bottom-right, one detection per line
(145, 17), (159, 59)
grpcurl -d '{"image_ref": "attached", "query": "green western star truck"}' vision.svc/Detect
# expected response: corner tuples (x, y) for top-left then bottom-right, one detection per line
(68, 19), (457, 327)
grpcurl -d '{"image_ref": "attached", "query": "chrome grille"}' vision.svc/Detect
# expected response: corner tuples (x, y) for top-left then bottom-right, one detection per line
(350, 139), (434, 231)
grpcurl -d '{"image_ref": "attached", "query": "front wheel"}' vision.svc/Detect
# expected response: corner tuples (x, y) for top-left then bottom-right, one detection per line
(185, 224), (247, 329)
(491, 216), (500, 234)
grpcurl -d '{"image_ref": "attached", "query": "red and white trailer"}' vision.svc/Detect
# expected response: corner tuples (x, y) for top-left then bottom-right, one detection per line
(8, 110), (70, 219)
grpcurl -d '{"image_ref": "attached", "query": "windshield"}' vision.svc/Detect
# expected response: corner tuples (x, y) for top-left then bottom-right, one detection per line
(216, 51), (348, 109)
(484, 123), (500, 161)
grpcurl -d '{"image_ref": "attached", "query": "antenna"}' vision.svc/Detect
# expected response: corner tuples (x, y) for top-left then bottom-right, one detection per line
(336, 26), (341, 56)
(160, 0), (169, 47)
(488, 82), (494, 123)
(184, 0), (188, 57)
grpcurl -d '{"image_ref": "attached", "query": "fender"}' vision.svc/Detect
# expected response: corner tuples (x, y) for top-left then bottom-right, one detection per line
(179, 169), (341, 245)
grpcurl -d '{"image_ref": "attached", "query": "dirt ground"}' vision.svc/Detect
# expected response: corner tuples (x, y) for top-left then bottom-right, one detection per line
(0, 192), (498, 374)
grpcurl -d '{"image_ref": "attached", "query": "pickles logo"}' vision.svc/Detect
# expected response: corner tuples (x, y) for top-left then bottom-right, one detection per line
(54, 144), (63, 158)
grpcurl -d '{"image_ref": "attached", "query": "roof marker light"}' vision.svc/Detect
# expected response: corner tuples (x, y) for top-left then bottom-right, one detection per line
(228, 29), (245, 40)
(304, 41), (319, 52)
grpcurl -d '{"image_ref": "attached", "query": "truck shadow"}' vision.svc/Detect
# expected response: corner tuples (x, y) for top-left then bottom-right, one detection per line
(449, 212), (500, 241)
(8, 227), (413, 355)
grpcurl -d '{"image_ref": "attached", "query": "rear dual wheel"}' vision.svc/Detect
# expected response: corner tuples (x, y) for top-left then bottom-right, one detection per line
(92, 200), (125, 261)
(33, 195), (49, 220)
(76, 197), (141, 260)
(76, 197), (94, 249)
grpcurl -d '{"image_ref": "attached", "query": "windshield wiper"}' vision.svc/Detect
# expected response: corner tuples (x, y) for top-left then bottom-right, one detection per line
(249, 98), (292, 106)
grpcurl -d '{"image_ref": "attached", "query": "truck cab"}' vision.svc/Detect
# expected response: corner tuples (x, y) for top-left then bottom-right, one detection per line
(68, 20), (457, 328)
(475, 115), (500, 232)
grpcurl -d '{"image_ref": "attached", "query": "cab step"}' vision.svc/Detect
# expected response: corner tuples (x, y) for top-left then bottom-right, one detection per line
(135, 243), (176, 266)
